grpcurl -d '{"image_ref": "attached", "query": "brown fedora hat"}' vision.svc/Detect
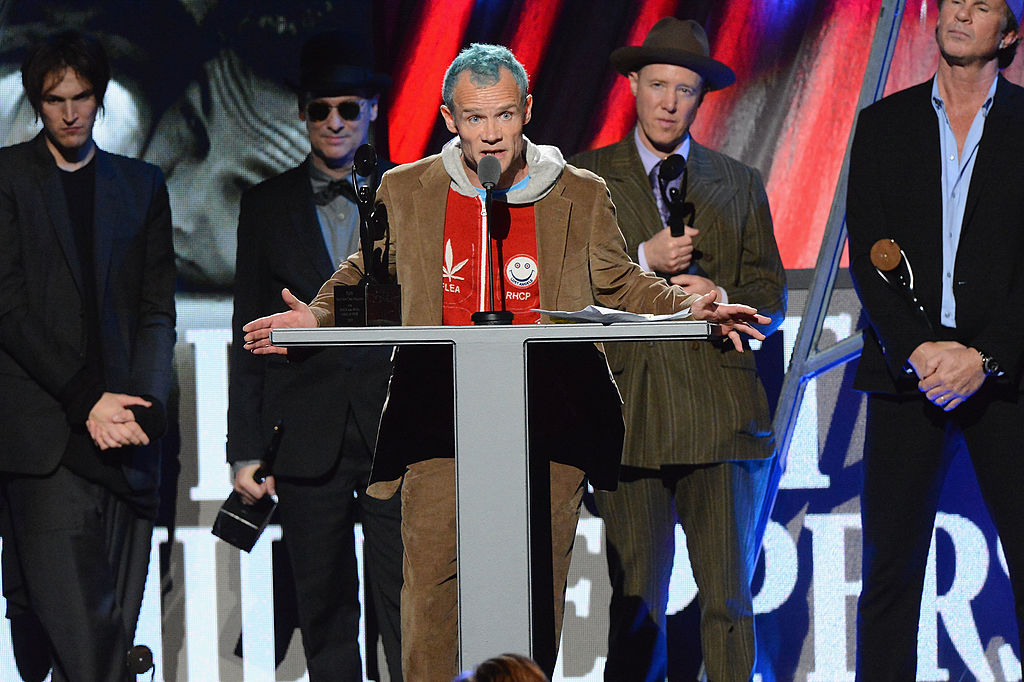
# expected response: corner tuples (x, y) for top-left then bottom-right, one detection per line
(610, 18), (735, 91)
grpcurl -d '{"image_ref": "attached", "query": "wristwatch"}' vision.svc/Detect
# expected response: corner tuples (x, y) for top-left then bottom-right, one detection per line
(978, 351), (1003, 377)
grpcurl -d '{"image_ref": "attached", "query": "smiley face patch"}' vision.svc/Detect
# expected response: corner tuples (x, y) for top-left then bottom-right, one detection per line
(505, 255), (538, 288)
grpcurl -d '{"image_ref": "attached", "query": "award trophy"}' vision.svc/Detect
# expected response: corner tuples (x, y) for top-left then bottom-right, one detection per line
(869, 238), (932, 332)
(334, 144), (401, 326)
(212, 422), (283, 552)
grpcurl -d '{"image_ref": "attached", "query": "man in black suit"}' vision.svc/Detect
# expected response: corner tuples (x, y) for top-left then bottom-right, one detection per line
(226, 30), (402, 681)
(0, 30), (176, 681)
(847, 1), (1024, 678)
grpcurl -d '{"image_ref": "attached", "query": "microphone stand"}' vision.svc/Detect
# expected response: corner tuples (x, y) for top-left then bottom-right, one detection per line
(472, 158), (514, 325)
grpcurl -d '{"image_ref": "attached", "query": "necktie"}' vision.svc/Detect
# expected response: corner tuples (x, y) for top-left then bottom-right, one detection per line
(648, 161), (671, 225)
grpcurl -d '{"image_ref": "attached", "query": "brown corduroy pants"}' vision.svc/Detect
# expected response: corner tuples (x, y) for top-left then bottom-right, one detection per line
(399, 457), (585, 681)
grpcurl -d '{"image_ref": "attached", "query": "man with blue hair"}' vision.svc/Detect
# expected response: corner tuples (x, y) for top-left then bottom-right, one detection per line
(243, 42), (768, 681)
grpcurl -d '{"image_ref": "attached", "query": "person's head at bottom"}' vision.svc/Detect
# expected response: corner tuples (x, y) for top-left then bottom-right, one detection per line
(454, 652), (549, 682)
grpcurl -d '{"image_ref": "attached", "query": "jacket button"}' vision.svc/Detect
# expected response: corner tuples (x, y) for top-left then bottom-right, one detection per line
(691, 342), (700, 351)
(704, 253), (714, 262)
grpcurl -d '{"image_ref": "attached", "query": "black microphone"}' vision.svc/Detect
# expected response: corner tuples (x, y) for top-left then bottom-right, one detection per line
(354, 143), (377, 178)
(478, 153), (501, 190)
(658, 154), (689, 237)
(471, 155), (513, 325)
(352, 144), (379, 282)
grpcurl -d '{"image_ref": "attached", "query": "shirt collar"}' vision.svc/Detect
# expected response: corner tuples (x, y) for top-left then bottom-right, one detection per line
(307, 154), (366, 190)
(633, 127), (690, 177)
(931, 74), (998, 116)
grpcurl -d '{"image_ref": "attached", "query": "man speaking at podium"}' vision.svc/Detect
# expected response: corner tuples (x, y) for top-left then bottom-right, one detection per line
(0, 30), (176, 680)
(243, 43), (767, 681)
(847, 0), (1024, 678)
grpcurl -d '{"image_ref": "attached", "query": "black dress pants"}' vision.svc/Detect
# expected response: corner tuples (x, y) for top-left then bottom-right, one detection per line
(274, 408), (403, 682)
(1, 465), (152, 682)
(857, 388), (1024, 680)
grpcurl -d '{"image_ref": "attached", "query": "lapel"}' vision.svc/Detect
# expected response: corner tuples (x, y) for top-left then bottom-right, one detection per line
(686, 140), (732, 251)
(962, 76), (1020, 241)
(602, 138), (662, 243)
(536, 179), (571, 307)
(30, 134), (84, 294)
(410, 158), (450, 323)
(286, 161), (336, 279)
(93, 149), (120, 311)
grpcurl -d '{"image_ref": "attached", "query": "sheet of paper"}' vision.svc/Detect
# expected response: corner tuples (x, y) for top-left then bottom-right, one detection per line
(531, 305), (692, 325)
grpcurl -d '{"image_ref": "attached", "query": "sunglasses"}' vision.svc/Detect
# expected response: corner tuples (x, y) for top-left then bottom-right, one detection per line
(306, 100), (364, 122)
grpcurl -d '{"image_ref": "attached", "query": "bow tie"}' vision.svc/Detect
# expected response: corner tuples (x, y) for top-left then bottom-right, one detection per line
(313, 179), (359, 206)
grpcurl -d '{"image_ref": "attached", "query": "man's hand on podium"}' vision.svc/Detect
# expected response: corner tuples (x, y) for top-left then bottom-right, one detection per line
(690, 290), (768, 352)
(243, 288), (316, 355)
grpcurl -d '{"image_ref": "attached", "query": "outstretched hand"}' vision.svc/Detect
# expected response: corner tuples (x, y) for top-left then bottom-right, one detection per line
(242, 288), (316, 355)
(690, 290), (768, 352)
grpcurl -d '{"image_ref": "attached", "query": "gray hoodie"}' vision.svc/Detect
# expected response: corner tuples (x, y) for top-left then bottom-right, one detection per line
(440, 134), (566, 206)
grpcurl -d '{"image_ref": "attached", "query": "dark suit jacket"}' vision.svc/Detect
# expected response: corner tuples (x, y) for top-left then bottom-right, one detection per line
(307, 152), (706, 498)
(848, 77), (1024, 394)
(570, 137), (786, 466)
(227, 159), (393, 477)
(0, 133), (176, 492)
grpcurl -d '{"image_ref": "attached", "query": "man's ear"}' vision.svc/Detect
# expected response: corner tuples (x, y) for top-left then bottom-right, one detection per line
(440, 104), (458, 134)
(523, 94), (533, 126)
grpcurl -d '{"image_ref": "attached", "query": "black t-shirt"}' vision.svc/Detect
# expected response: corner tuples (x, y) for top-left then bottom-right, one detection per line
(58, 159), (157, 518)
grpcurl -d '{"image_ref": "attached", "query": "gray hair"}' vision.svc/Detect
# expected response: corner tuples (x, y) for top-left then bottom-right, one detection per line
(441, 43), (529, 111)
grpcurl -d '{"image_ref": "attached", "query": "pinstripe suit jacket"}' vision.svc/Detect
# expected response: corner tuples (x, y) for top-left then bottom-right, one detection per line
(571, 136), (786, 467)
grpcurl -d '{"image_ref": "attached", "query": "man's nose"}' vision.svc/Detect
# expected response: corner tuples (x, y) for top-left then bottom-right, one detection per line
(483, 118), (501, 142)
(660, 91), (678, 113)
(326, 109), (347, 131)
(62, 101), (76, 121)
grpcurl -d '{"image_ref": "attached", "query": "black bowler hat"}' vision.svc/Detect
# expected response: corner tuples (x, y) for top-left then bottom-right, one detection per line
(293, 29), (391, 96)
(610, 18), (735, 91)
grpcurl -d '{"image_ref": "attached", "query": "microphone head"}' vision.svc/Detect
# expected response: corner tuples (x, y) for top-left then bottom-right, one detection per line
(477, 154), (502, 190)
(659, 154), (686, 183)
(354, 144), (377, 177)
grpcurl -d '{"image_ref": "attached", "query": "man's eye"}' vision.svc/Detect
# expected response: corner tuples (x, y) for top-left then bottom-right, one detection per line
(500, 112), (512, 120)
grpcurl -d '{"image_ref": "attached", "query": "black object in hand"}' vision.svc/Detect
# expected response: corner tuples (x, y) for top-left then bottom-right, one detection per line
(212, 423), (282, 552)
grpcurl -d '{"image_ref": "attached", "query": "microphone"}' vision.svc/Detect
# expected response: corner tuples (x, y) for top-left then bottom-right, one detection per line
(478, 153), (501, 189)
(658, 154), (689, 237)
(471, 155), (513, 325)
(352, 144), (379, 282)
(354, 143), (377, 178)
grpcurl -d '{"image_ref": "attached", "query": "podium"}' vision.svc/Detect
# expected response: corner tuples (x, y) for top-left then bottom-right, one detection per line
(272, 320), (710, 669)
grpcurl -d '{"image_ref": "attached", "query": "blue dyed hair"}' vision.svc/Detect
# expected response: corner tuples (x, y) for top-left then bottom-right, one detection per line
(441, 43), (529, 111)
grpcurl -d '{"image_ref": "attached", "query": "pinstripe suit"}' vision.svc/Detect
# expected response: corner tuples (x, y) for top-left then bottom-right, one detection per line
(571, 135), (785, 681)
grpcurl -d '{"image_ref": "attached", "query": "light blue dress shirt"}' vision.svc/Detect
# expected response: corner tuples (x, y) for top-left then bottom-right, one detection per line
(931, 75), (996, 328)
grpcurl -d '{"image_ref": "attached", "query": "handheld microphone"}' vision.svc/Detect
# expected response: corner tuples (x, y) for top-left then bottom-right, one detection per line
(658, 154), (689, 237)
(471, 155), (513, 325)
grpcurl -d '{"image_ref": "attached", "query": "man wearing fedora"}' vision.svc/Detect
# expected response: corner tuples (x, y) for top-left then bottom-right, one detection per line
(227, 29), (402, 681)
(571, 18), (786, 681)
(847, 1), (1024, 678)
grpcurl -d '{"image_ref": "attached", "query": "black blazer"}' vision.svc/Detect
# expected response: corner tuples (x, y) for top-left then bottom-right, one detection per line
(0, 133), (176, 491)
(227, 160), (393, 477)
(847, 76), (1024, 394)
